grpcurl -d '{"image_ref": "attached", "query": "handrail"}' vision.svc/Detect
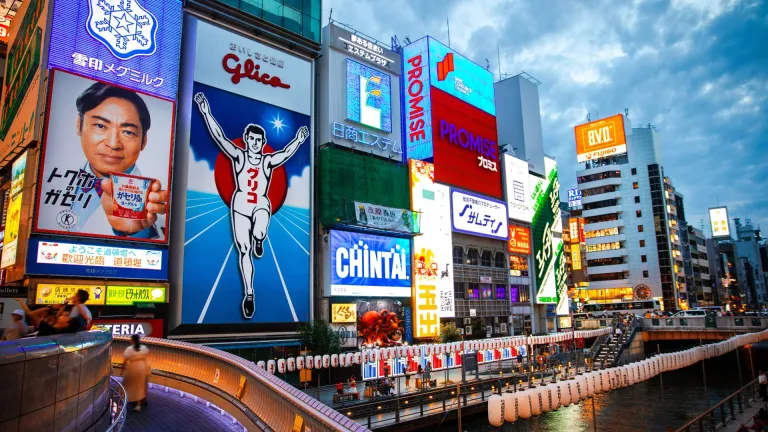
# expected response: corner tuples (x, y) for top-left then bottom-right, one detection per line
(112, 336), (367, 432)
(104, 376), (128, 432)
(613, 318), (641, 366)
(674, 376), (760, 432)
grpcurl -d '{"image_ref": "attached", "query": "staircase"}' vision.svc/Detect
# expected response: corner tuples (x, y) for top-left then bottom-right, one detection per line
(593, 318), (639, 368)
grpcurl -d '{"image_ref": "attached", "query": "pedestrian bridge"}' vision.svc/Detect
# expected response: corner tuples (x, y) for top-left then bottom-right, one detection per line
(577, 316), (768, 339)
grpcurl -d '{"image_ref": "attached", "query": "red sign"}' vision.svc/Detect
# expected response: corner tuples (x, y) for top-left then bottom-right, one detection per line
(431, 88), (502, 199)
(222, 53), (291, 88)
(92, 318), (164, 338)
(508, 226), (531, 255)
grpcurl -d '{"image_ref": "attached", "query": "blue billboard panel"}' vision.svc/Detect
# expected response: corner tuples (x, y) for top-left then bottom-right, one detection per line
(26, 237), (168, 280)
(346, 59), (392, 133)
(402, 37), (434, 161)
(330, 230), (411, 297)
(47, 0), (183, 101)
(427, 38), (495, 116)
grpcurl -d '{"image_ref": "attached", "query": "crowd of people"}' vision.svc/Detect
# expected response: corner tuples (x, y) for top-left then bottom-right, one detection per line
(1, 290), (93, 340)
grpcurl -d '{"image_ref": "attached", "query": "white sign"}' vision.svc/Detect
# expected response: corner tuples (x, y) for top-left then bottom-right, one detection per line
(193, 19), (312, 116)
(353, 201), (415, 233)
(567, 188), (582, 208)
(480, 276), (492, 283)
(451, 189), (508, 241)
(709, 207), (730, 238)
(469, 308), (477, 317)
(36, 241), (163, 271)
(504, 155), (532, 223)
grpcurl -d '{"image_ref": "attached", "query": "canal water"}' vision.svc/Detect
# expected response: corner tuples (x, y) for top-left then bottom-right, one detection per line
(451, 342), (768, 432)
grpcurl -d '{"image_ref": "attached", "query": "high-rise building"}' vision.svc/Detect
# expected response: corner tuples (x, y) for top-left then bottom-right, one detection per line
(734, 218), (766, 307)
(685, 225), (713, 306)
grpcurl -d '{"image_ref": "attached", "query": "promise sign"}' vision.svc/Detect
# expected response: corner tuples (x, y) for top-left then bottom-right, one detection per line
(574, 114), (627, 163)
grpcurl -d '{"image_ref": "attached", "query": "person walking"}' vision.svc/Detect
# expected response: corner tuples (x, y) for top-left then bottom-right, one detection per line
(425, 361), (432, 388)
(416, 364), (424, 390)
(123, 334), (151, 412)
(759, 370), (767, 401)
(2, 309), (29, 340)
(404, 363), (411, 389)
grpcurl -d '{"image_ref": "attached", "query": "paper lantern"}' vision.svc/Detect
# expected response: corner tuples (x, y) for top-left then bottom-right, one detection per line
(488, 395), (504, 427)
(287, 357), (296, 372)
(267, 360), (276, 374)
(278, 359), (286, 374)
(322, 355), (330, 369)
(296, 356), (305, 370)
(256, 360), (266, 370)
(306, 356), (314, 370)
(331, 354), (339, 368)
(503, 392), (519, 422)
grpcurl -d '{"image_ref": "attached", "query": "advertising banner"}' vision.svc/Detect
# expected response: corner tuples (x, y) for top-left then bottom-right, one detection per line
(451, 189), (508, 241)
(531, 157), (561, 304)
(48, 0), (183, 101)
(504, 154), (532, 223)
(402, 38), (433, 161)
(346, 59), (392, 133)
(571, 246), (582, 271)
(329, 24), (400, 72)
(105, 285), (166, 305)
(34, 70), (175, 243)
(1, 152), (27, 268)
(357, 299), (406, 347)
(508, 226), (531, 255)
(331, 303), (357, 323)
(410, 159), (454, 332)
(35, 283), (106, 306)
(574, 114), (627, 163)
(509, 255), (528, 277)
(180, 17), (312, 325)
(353, 201), (417, 233)
(709, 207), (730, 238)
(567, 188), (582, 208)
(92, 318), (164, 338)
(555, 242), (568, 316)
(330, 230), (411, 297)
(26, 238), (168, 280)
(329, 323), (358, 349)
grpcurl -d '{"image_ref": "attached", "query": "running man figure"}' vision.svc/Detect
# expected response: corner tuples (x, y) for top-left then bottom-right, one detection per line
(194, 92), (309, 319)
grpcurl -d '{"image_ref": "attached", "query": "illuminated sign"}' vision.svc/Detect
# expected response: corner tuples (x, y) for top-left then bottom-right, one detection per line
(331, 122), (400, 154)
(330, 230), (411, 297)
(508, 226), (531, 255)
(425, 38), (495, 115)
(410, 159), (454, 331)
(437, 118), (498, 171)
(106, 285), (167, 305)
(709, 207), (730, 238)
(504, 155), (532, 223)
(26, 238), (168, 280)
(574, 114), (627, 163)
(402, 37), (433, 161)
(353, 202), (417, 233)
(509, 255), (528, 277)
(571, 247), (582, 271)
(532, 157), (562, 304)
(36, 284), (106, 306)
(329, 24), (399, 71)
(451, 189), (508, 240)
(0, 15), (11, 45)
(92, 318), (164, 337)
(331, 303), (357, 323)
(346, 59), (392, 132)
(47, 0), (182, 101)
(1, 152), (27, 268)
(568, 188), (582, 208)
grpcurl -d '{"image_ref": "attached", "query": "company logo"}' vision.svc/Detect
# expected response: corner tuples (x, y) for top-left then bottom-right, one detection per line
(406, 54), (427, 144)
(334, 240), (409, 282)
(438, 119), (498, 171)
(222, 53), (291, 88)
(87, 0), (158, 60)
(56, 209), (79, 229)
(436, 53), (454, 81)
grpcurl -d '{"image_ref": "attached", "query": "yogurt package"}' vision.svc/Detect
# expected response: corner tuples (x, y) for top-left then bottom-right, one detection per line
(110, 172), (153, 219)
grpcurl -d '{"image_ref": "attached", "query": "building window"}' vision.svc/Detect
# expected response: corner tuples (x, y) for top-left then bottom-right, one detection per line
(631, 168), (637, 175)
(585, 227), (619, 239)
(635, 196), (640, 204)
(482, 285), (493, 299)
(481, 250), (492, 267)
(495, 285), (507, 300)
(453, 246), (463, 265)
(494, 252), (507, 268)
(638, 225), (644, 232)
(467, 283), (480, 299)
(639, 240), (646, 247)
(633, 182), (639, 189)
(636, 210), (642, 218)
(454, 282), (465, 299)
(586, 242), (622, 252)
(643, 270), (649, 278)
(467, 248), (479, 265)
(577, 170), (621, 184)
(641, 255), (647, 263)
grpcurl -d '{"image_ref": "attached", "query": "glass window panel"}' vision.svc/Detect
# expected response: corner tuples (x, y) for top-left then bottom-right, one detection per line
(262, 0), (284, 26)
(284, 0), (302, 9)
(282, 5), (302, 34)
(240, 0), (263, 16)
(304, 0), (321, 19)
(303, 15), (320, 42)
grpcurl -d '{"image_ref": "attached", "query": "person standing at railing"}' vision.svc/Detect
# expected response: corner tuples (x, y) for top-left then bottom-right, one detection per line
(123, 334), (151, 412)
(1, 309), (29, 340)
(759, 370), (767, 402)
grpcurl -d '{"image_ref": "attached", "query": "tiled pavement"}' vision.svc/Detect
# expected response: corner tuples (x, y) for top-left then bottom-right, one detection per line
(123, 384), (247, 432)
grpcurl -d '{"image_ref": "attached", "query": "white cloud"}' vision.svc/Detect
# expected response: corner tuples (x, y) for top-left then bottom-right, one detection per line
(187, 155), (219, 195)
(283, 166), (310, 209)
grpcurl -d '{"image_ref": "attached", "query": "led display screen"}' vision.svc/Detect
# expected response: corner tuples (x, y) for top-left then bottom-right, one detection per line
(346, 59), (392, 132)
(330, 230), (411, 297)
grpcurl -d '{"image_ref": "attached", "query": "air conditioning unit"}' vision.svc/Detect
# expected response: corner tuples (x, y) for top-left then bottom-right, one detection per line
(463, 318), (471, 325)
(465, 326), (472, 335)
(458, 328), (464, 335)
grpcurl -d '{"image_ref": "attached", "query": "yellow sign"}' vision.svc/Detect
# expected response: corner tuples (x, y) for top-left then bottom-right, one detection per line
(1, 151), (26, 268)
(106, 286), (166, 305)
(236, 375), (246, 400)
(36, 284), (106, 305)
(571, 248), (582, 271)
(293, 414), (304, 432)
(331, 303), (357, 323)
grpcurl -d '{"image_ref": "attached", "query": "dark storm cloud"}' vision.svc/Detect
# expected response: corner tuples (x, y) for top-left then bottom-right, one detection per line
(323, 0), (768, 233)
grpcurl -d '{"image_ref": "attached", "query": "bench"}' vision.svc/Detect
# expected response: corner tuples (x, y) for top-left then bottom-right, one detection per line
(333, 392), (358, 404)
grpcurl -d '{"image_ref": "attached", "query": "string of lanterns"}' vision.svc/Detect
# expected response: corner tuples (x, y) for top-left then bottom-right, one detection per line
(487, 328), (768, 426)
(254, 328), (612, 374)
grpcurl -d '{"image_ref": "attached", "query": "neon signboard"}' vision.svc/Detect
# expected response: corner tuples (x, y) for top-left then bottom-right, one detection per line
(330, 230), (411, 297)
(346, 59), (392, 132)
(426, 38), (495, 115)
(450, 189), (508, 240)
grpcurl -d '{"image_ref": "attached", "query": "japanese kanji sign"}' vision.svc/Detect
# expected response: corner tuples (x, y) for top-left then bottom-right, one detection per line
(531, 157), (563, 305)
(47, 0), (182, 101)
(450, 189), (508, 241)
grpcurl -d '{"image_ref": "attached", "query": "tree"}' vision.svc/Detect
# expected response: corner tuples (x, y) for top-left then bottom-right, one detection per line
(297, 320), (341, 355)
(439, 322), (463, 343)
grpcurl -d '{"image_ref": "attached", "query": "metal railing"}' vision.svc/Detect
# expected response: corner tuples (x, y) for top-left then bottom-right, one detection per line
(112, 337), (367, 432)
(674, 377), (761, 432)
(640, 317), (768, 330)
(105, 377), (128, 432)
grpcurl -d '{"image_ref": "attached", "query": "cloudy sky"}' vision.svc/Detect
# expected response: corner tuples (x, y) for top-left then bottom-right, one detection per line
(323, 0), (767, 236)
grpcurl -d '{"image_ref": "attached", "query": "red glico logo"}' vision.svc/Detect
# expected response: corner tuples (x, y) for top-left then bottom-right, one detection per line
(222, 53), (291, 89)
(436, 53), (454, 81)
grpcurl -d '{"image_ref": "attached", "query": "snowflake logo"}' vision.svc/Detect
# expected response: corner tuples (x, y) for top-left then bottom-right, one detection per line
(87, 0), (158, 60)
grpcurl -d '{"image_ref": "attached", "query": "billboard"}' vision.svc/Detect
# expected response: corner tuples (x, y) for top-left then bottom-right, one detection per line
(48, 0), (183, 101)
(330, 230), (411, 297)
(357, 298), (406, 347)
(34, 70), (175, 243)
(331, 303), (357, 323)
(35, 283), (106, 306)
(319, 23), (402, 161)
(574, 114), (627, 163)
(709, 207), (730, 238)
(179, 17), (311, 325)
(509, 255), (528, 277)
(106, 285), (166, 305)
(410, 159), (454, 333)
(531, 157), (561, 304)
(504, 154), (532, 223)
(1, 152), (27, 268)
(451, 189), (508, 241)
(567, 188), (582, 208)
(508, 226), (531, 255)
(92, 318), (164, 337)
(26, 238), (168, 280)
